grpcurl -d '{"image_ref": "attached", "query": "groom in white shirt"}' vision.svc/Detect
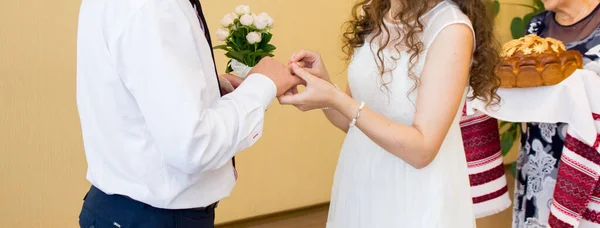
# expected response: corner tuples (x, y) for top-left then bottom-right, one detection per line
(76, 0), (301, 227)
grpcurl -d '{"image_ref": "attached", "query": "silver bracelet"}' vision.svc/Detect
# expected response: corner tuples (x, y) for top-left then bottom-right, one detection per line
(321, 84), (340, 110)
(349, 101), (365, 128)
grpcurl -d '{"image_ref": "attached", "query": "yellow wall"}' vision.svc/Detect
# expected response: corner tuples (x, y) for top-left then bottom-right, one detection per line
(0, 0), (536, 227)
(203, 1), (354, 224)
(0, 0), (353, 226)
(495, 0), (534, 164)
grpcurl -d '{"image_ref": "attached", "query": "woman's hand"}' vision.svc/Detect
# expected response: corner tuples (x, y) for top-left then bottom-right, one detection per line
(278, 63), (341, 111)
(289, 50), (331, 82)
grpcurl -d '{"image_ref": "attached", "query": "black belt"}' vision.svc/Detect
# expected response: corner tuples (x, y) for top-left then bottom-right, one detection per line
(85, 186), (218, 213)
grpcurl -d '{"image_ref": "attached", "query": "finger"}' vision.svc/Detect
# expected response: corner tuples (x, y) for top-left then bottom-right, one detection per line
(302, 66), (319, 75)
(296, 61), (307, 68)
(289, 50), (307, 63)
(292, 86), (299, 95)
(220, 88), (228, 95)
(219, 77), (235, 92)
(291, 63), (314, 83)
(291, 74), (306, 86)
(289, 63), (310, 74)
(289, 50), (316, 65)
(278, 93), (305, 105)
(289, 52), (298, 64)
(221, 74), (244, 88)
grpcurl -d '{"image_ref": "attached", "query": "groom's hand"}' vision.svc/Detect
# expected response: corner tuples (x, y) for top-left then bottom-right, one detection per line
(249, 57), (304, 96)
(218, 74), (243, 95)
(289, 50), (330, 82)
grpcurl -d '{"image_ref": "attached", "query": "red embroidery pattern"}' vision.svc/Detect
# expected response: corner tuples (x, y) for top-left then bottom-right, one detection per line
(469, 164), (505, 186)
(549, 214), (573, 228)
(584, 208), (600, 224)
(565, 134), (600, 164)
(472, 186), (508, 204)
(460, 111), (508, 214)
(550, 128), (600, 227)
(461, 115), (502, 162)
(468, 152), (502, 168)
(553, 162), (595, 217)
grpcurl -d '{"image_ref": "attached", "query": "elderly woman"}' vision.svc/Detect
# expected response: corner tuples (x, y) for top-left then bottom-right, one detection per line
(513, 0), (600, 227)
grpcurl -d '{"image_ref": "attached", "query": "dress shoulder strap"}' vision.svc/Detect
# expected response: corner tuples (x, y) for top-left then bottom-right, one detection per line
(422, 1), (475, 51)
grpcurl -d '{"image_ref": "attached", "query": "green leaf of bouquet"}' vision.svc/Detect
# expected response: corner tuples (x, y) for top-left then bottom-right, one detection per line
(253, 51), (272, 58)
(262, 33), (273, 45)
(263, 44), (276, 53)
(225, 40), (237, 51)
(213, 45), (230, 51)
(234, 36), (245, 51)
(226, 59), (233, 73)
(225, 51), (245, 62)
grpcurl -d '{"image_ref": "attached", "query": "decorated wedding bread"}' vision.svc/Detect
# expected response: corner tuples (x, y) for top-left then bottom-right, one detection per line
(496, 34), (584, 88)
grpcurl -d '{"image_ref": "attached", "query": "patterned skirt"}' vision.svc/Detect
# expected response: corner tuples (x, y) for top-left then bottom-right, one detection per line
(513, 122), (569, 227)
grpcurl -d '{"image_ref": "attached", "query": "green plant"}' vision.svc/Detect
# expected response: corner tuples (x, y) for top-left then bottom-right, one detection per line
(508, 0), (545, 39)
(483, 0), (501, 19)
(499, 121), (520, 156)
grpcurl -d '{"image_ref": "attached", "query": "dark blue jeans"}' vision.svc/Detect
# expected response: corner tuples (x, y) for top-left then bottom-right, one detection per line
(79, 186), (216, 228)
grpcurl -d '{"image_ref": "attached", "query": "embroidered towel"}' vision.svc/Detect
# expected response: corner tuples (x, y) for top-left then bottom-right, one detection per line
(468, 70), (600, 227)
(460, 110), (511, 218)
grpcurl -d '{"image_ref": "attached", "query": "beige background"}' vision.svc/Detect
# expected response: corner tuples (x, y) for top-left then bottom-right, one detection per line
(0, 0), (531, 227)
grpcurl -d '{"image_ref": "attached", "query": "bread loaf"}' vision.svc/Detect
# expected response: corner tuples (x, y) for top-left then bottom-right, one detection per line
(496, 34), (583, 88)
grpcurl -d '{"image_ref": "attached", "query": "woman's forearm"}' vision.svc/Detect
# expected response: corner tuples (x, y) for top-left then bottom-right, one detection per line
(331, 91), (431, 169)
(323, 109), (350, 132)
(323, 83), (353, 132)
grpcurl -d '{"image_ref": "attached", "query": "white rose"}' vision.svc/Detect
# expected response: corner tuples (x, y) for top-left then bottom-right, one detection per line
(220, 13), (237, 27)
(246, 32), (262, 44)
(235, 5), (251, 15)
(258, 13), (274, 27)
(239, 14), (254, 26)
(253, 14), (270, 30)
(216, 28), (229, 41)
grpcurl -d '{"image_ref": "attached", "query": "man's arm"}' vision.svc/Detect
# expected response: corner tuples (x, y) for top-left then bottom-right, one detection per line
(112, 1), (276, 174)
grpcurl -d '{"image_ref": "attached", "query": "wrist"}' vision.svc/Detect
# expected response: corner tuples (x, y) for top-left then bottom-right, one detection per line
(330, 90), (356, 117)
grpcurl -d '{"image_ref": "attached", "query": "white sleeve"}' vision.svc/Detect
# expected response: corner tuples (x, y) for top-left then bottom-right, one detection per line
(112, 1), (276, 174)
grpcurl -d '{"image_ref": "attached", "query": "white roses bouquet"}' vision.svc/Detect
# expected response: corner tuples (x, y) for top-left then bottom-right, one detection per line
(214, 5), (275, 78)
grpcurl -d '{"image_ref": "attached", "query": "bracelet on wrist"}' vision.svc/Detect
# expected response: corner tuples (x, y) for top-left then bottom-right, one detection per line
(349, 101), (365, 128)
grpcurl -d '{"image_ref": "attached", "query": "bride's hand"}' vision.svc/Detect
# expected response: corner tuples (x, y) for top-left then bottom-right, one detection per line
(278, 63), (341, 111)
(289, 50), (331, 82)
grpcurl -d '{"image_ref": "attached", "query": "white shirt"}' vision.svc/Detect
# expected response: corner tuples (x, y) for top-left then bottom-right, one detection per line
(76, 0), (276, 209)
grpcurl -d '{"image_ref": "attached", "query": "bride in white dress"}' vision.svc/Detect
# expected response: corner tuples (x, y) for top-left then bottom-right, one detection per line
(279, 0), (500, 227)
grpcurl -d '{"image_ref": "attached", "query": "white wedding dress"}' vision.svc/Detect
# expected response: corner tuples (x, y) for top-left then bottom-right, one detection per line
(327, 1), (476, 227)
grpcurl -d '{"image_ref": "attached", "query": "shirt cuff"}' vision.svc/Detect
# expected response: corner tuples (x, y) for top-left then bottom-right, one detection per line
(231, 73), (277, 110)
